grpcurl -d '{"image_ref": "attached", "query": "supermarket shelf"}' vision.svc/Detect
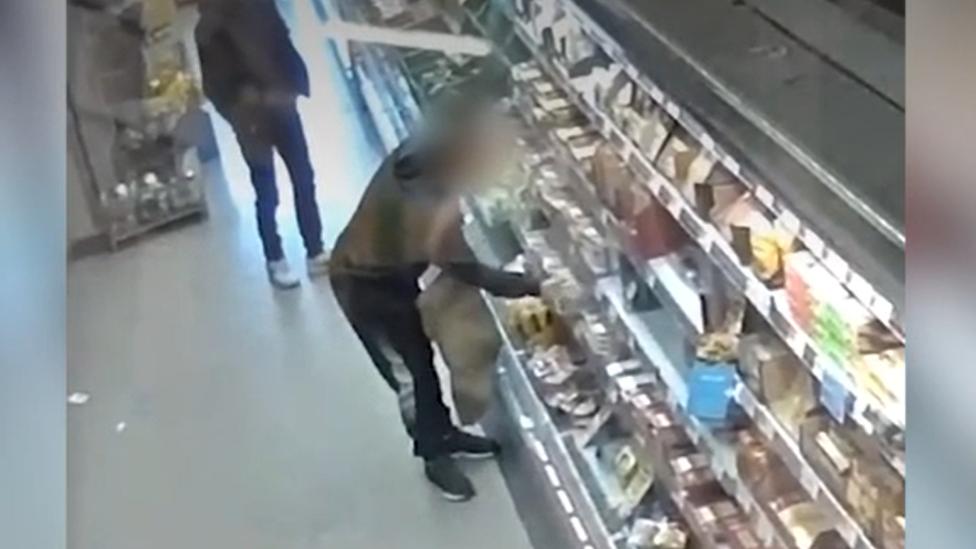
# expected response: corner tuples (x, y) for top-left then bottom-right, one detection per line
(501, 21), (905, 439)
(509, 0), (903, 339)
(522, 179), (886, 549)
(597, 279), (879, 549)
(493, 214), (774, 549)
(485, 295), (622, 549)
(504, 52), (897, 549)
(469, 222), (621, 549)
(561, 0), (904, 328)
(733, 385), (889, 548)
(517, 187), (882, 549)
(346, 5), (901, 547)
(463, 207), (617, 549)
(511, 76), (704, 337)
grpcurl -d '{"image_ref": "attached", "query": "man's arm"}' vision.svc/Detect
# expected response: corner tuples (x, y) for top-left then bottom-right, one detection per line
(427, 201), (540, 298)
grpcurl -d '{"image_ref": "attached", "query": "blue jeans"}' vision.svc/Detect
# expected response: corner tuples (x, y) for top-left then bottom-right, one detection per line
(230, 101), (323, 261)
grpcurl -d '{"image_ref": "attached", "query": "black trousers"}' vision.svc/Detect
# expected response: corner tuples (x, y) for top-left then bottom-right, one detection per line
(330, 273), (455, 459)
(229, 101), (323, 261)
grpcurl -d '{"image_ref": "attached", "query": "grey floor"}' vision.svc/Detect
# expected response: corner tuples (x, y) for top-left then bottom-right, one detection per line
(66, 3), (534, 548)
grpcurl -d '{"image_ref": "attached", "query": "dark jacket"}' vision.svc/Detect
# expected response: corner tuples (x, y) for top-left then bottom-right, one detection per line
(329, 137), (540, 300)
(195, 0), (310, 118)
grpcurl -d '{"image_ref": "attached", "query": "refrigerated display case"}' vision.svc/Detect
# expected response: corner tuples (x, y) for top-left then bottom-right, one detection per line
(334, 0), (904, 547)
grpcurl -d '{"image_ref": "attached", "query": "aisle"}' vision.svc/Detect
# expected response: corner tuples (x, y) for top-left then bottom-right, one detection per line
(65, 3), (534, 548)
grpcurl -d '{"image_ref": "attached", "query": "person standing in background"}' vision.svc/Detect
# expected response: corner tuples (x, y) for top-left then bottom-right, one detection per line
(195, 0), (330, 288)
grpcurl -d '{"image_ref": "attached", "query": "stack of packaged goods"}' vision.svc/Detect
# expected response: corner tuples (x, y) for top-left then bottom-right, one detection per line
(812, 280), (871, 368)
(783, 252), (819, 333)
(857, 348), (905, 416)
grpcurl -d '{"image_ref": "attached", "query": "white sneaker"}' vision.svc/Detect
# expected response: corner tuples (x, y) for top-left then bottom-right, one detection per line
(267, 259), (301, 289)
(307, 251), (331, 278)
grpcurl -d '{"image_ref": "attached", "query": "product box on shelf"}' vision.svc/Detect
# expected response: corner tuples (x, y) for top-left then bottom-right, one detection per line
(854, 347), (904, 412)
(655, 127), (718, 197)
(635, 105), (678, 163)
(737, 334), (792, 401)
(738, 432), (849, 549)
(776, 502), (847, 549)
(710, 194), (794, 284)
(737, 431), (806, 510)
(798, 412), (856, 499)
(672, 451), (725, 506)
(685, 359), (738, 424)
(737, 334), (817, 436)
(590, 141), (630, 217)
(615, 91), (656, 144)
(784, 252), (817, 330)
(622, 185), (689, 260)
(845, 453), (904, 547)
(879, 511), (905, 549)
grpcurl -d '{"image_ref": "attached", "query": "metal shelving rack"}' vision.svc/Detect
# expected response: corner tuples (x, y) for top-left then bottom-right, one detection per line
(67, 0), (209, 251)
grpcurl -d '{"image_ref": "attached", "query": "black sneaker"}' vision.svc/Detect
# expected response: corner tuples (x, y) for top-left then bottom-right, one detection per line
(424, 456), (475, 501)
(447, 430), (502, 459)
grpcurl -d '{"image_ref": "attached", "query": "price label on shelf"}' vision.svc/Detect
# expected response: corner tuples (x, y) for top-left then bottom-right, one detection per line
(837, 519), (859, 547)
(869, 294), (896, 325)
(649, 174), (665, 194)
(756, 410), (776, 439)
(665, 101), (681, 119)
(658, 185), (674, 207)
(650, 86), (664, 103)
(803, 227), (826, 258)
(722, 155), (741, 175)
(847, 272), (875, 307)
(778, 325), (803, 360)
(736, 384), (757, 416)
(623, 61), (640, 82)
(823, 249), (850, 282)
(700, 133), (715, 152)
(677, 208), (704, 240)
(634, 393), (652, 409)
(776, 209), (802, 236)
(618, 375), (639, 393)
(800, 465), (821, 498)
(755, 185), (775, 209)
(745, 280), (772, 316)
(849, 399), (875, 435)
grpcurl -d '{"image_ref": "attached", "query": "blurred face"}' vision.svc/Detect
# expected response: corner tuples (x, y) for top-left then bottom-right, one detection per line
(441, 110), (517, 192)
